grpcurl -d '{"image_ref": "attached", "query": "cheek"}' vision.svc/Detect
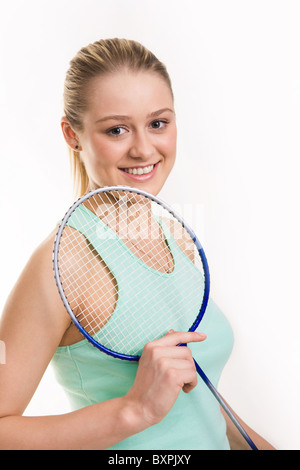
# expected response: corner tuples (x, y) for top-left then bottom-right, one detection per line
(160, 127), (177, 158)
(86, 135), (123, 168)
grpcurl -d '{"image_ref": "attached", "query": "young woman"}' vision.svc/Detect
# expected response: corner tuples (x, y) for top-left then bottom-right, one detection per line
(0, 38), (274, 450)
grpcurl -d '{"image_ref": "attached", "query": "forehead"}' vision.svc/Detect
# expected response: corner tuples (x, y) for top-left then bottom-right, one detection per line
(86, 70), (173, 117)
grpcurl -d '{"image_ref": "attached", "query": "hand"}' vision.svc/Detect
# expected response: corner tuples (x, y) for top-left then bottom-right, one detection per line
(124, 330), (206, 427)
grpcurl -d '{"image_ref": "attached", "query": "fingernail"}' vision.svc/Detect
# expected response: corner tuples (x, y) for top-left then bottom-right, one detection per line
(196, 332), (206, 339)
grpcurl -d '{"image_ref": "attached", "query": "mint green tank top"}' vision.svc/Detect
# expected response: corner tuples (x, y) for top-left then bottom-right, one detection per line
(51, 205), (234, 450)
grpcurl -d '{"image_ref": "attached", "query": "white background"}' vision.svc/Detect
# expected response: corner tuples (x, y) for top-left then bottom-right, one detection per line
(0, 0), (299, 450)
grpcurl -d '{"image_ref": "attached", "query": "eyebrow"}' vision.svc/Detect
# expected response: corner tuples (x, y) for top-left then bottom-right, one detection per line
(95, 107), (174, 124)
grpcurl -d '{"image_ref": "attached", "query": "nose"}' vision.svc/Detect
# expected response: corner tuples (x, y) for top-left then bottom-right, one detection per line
(128, 129), (155, 161)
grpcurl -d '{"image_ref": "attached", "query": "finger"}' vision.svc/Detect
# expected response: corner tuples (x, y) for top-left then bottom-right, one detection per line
(158, 356), (198, 386)
(173, 363), (198, 392)
(182, 380), (198, 394)
(156, 330), (206, 347)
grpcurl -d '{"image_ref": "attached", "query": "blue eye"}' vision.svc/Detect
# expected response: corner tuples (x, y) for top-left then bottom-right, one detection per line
(108, 127), (126, 136)
(150, 120), (168, 129)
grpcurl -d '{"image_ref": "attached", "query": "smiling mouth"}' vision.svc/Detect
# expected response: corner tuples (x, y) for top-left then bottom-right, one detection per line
(119, 163), (157, 175)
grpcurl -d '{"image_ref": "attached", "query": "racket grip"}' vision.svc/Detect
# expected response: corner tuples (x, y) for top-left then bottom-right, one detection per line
(193, 358), (259, 451)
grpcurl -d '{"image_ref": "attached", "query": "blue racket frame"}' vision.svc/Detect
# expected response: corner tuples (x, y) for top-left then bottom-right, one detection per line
(53, 186), (210, 361)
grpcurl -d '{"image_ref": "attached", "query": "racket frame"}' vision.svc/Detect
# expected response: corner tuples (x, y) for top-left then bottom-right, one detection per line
(53, 185), (210, 361)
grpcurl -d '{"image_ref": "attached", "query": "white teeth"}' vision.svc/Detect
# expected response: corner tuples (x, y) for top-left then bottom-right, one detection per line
(123, 165), (154, 175)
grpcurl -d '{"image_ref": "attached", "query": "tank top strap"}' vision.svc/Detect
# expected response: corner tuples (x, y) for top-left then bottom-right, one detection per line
(66, 204), (198, 281)
(66, 204), (140, 276)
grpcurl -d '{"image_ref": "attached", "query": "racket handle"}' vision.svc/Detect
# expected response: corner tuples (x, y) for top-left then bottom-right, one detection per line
(193, 359), (259, 451)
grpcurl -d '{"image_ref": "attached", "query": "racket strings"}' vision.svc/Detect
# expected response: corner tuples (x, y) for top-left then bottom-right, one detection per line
(90, 192), (176, 274)
(61, 194), (176, 284)
(57, 190), (205, 352)
(59, 234), (118, 332)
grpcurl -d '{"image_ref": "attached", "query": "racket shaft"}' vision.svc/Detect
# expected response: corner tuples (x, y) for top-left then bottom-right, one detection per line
(193, 359), (258, 451)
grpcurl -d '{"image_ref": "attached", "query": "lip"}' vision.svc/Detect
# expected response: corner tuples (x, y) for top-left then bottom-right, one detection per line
(118, 162), (159, 182)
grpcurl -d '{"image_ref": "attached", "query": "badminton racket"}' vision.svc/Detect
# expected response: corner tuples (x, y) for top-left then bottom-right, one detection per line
(53, 185), (258, 450)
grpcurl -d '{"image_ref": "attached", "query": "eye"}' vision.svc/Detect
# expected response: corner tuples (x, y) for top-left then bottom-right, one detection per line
(150, 119), (168, 130)
(107, 126), (127, 136)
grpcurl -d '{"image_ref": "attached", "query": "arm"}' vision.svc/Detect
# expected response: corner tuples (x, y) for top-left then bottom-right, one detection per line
(221, 403), (276, 450)
(0, 235), (204, 449)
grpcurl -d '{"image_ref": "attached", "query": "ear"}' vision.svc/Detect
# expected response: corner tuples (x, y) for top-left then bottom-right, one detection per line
(61, 117), (82, 151)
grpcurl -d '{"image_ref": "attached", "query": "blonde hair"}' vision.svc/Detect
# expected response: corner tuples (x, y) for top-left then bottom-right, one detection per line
(63, 38), (173, 198)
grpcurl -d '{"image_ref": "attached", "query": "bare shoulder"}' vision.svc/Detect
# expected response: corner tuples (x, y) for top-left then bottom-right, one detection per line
(0, 228), (71, 417)
(1, 227), (71, 349)
(7, 228), (61, 304)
